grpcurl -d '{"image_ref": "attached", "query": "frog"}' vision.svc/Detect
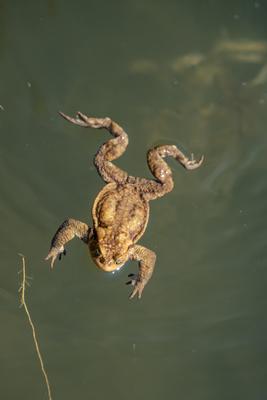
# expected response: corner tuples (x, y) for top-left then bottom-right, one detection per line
(45, 111), (204, 299)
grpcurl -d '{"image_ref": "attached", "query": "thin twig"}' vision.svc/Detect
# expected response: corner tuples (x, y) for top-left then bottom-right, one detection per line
(18, 254), (52, 400)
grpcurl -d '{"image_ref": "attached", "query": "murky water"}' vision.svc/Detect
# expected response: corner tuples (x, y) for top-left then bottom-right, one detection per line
(1, 1), (267, 399)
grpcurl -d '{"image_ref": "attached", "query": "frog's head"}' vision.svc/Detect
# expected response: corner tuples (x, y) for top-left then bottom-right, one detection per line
(88, 227), (130, 272)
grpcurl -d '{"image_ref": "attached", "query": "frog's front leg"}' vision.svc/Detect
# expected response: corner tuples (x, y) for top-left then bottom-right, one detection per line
(127, 245), (156, 299)
(45, 218), (91, 268)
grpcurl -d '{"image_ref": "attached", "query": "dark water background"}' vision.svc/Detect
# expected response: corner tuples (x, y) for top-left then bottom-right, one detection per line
(1, 1), (267, 399)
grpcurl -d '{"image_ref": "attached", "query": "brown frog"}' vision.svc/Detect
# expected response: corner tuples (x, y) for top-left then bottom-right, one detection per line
(46, 111), (203, 299)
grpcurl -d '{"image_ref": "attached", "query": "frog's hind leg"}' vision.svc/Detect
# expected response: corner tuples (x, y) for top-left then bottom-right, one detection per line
(60, 111), (129, 184)
(139, 145), (204, 201)
(45, 218), (91, 268)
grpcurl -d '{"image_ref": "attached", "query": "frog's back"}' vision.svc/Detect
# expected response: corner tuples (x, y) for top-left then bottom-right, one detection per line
(92, 182), (149, 243)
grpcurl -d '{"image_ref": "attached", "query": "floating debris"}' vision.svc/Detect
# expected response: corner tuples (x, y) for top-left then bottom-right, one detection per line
(232, 52), (264, 63)
(171, 53), (205, 72)
(215, 39), (267, 54)
(214, 39), (267, 63)
(18, 254), (52, 400)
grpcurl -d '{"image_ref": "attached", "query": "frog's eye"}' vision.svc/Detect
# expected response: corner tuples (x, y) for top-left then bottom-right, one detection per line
(95, 248), (100, 256)
(115, 258), (123, 265)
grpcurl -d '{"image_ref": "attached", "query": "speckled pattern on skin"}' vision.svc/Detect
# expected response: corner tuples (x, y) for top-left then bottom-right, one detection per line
(46, 111), (204, 299)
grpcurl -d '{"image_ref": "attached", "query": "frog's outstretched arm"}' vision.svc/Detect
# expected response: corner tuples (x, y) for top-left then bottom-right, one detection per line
(127, 245), (156, 299)
(45, 219), (91, 268)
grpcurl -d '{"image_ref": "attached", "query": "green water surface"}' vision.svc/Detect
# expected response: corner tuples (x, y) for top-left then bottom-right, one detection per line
(1, 1), (267, 399)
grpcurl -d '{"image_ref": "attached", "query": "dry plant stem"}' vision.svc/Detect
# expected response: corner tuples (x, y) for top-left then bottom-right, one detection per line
(18, 254), (52, 400)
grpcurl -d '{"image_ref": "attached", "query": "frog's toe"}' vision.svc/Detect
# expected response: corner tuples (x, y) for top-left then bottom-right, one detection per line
(129, 283), (145, 299)
(126, 274), (144, 299)
(59, 111), (88, 127)
(185, 154), (204, 170)
(45, 253), (57, 269)
(45, 246), (65, 269)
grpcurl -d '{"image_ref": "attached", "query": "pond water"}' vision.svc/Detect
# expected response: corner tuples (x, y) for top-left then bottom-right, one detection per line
(1, 1), (267, 399)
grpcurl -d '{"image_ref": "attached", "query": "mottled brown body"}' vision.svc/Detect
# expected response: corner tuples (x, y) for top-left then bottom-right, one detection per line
(91, 183), (149, 272)
(46, 111), (203, 299)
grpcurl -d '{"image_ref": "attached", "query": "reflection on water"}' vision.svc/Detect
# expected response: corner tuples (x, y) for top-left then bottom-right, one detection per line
(1, 1), (267, 399)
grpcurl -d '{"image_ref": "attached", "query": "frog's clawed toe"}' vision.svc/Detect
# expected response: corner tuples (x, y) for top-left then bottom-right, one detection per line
(45, 246), (66, 269)
(59, 111), (89, 127)
(126, 273), (137, 285)
(126, 273), (144, 299)
(184, 154), (204, 170)
(59, 111), (109, 129)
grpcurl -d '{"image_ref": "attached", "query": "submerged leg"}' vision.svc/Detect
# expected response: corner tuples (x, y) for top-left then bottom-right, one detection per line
(59, 111), (129, 184)
(45, 218), (91, 268)
(136, 145), (204, 201)
(127, 245), (156, 299)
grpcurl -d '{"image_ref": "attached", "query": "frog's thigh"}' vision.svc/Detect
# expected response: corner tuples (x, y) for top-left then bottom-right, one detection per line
(94, 124), (129, 184)
(140, 144), (197, 200)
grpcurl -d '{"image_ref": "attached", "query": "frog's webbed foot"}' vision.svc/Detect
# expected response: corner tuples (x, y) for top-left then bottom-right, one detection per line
(59, 110), (129, 184)
(139, 144), (204, 201)
(45, 218), (90, 269)
(127, 245), (156, 299)
(59, 111), (87, 127)
(45, 247), (66, 269)
(59, 111), (111, 129)
(182, 153), (204, 170)
(126, 273), (146, 299)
